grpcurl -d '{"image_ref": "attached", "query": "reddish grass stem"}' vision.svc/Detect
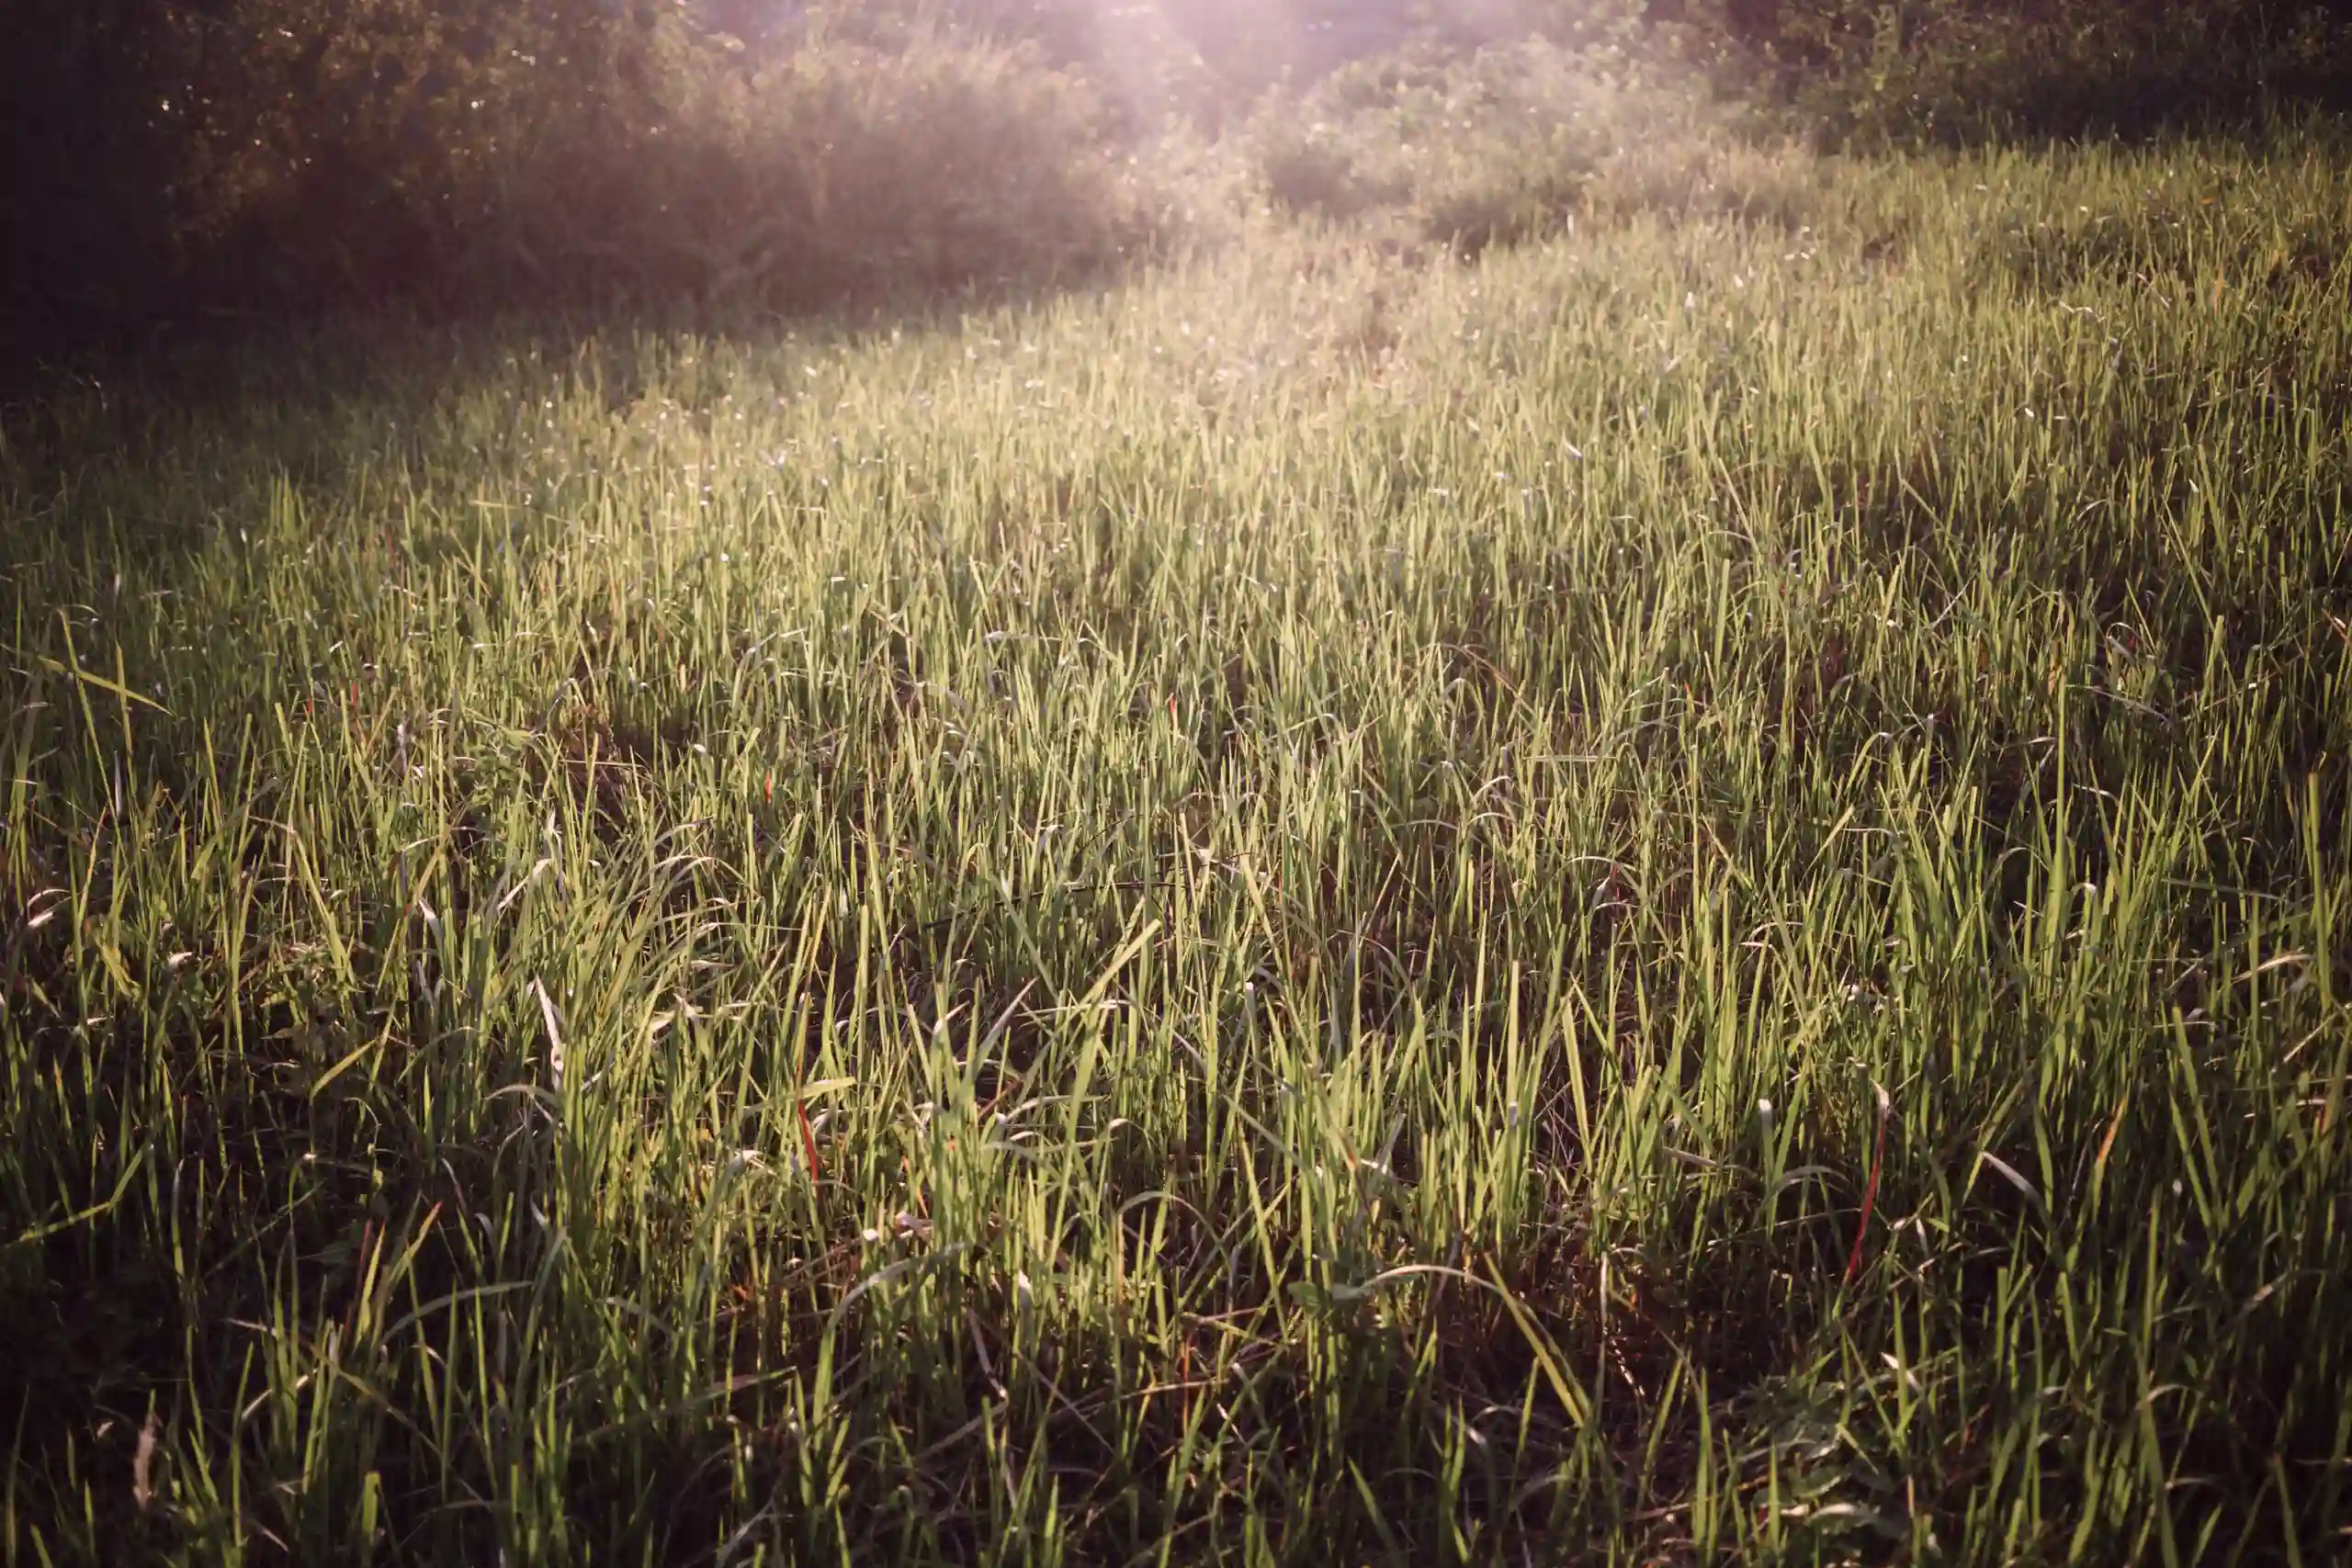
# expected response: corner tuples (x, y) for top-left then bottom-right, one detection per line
(1845, 1083), (1893, 1287)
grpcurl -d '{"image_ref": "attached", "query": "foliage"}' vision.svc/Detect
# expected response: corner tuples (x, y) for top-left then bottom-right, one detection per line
(13, 0), (2352, 363)
(1724, 0), (2352, 146)
(460, 24), (1152, 314)
(1247, 39), (1819, 256)
(0, 0), (1154, 353)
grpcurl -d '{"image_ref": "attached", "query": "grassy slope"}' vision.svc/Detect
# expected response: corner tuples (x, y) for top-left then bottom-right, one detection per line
(5, 129), (2351, 1564)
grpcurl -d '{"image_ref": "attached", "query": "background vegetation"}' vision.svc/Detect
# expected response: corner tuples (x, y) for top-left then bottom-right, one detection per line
(5, 3), (2352, 1564)
(7, 0), (2351, 360)
(0, 0), (1157, 355)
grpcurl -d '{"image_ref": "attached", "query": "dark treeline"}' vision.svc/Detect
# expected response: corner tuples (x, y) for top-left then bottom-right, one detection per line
(4, 0), (2349, 365)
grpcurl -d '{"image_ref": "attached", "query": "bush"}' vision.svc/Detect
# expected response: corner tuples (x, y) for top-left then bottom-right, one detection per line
(0, 0), (1158, 352)
(1250, 42), (1610, 254)
(1731, 0), (2352, 148)
(1247, 38), (1820, 256)
(458, 24), (1153, 312)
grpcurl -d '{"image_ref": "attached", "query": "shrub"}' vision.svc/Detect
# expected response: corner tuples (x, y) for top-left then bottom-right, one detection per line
(476, 24), (1153, 312)
(1730, 0), (2352, 148)
(1249, 42), (1609, 254)
(1248, 37), (1821, 256)
(0, 0), (1158, 350)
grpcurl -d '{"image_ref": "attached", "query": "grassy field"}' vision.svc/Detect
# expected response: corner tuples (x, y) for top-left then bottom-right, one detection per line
(5, 122), (2351, 1564)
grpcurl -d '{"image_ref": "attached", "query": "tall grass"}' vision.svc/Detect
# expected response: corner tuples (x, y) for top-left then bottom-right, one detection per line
(4, 122), (2350, 1563)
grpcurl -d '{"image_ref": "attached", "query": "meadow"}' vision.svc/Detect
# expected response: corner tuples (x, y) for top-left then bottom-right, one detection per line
(5, 115), (2351, 1563)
